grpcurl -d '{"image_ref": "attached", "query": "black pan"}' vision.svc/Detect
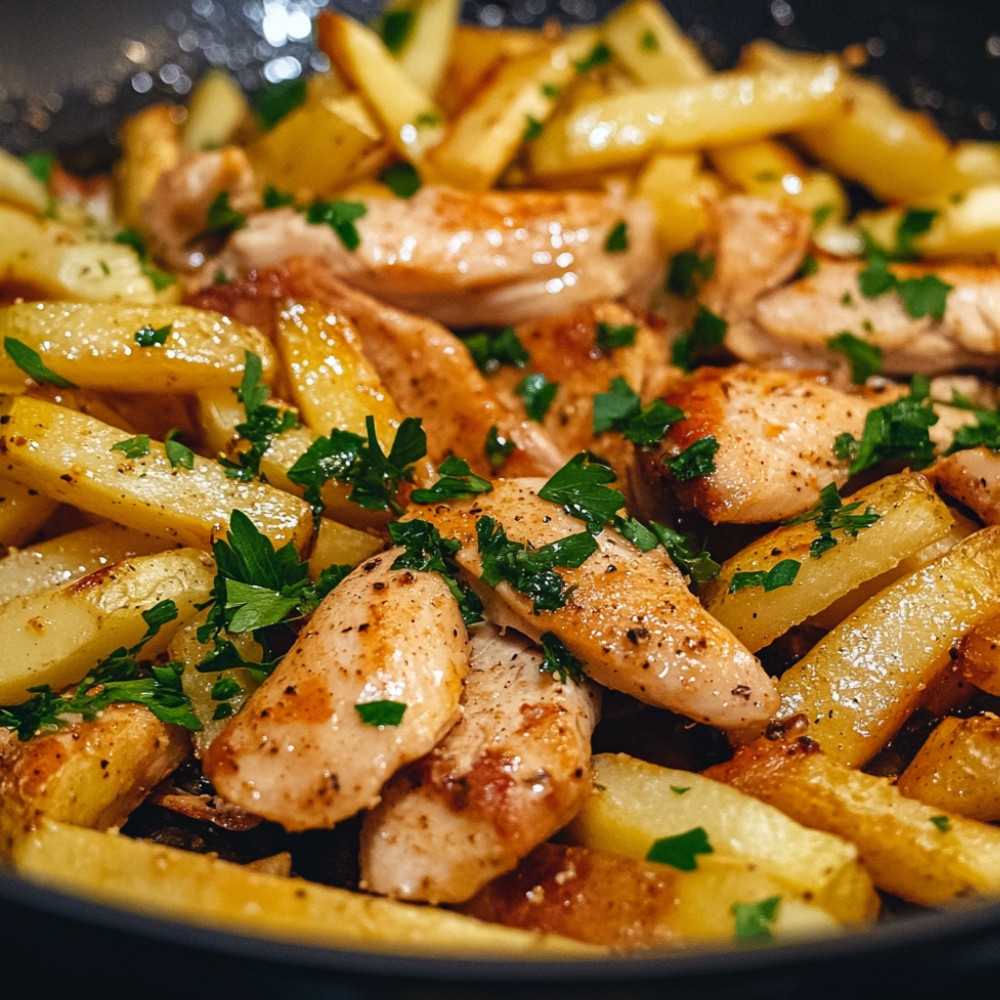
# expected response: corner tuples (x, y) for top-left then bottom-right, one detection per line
(1, 2), (1000, 996)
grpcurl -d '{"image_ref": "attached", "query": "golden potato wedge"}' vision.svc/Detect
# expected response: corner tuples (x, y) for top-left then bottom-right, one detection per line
(527, 59), (843, 177)
(602, 0), (708, 86)
(0, 301), (275, 394)
(565, 752), (877, 925)
(707, 732), (1000, 907)
(7, 818), (599, 957)
(0, 206), (179, 304)
(0, 546), (214, 705)
(307, 515), (383, 579)
(460, 841), (838, 949)
(389, 0), (461, 95)
(955, 608), (1000, 696)
(0, 704), (191, 851)
(0, 148), (49, 214)
(701, 472), (955, 653)
(0, 394), (315, 555)
(0, 520), (173, 602)
(898, 714), (1000, 822)
(181, 68), (251, 153)
(0, 474), (59, 552)
(777, 526), (1000, 767)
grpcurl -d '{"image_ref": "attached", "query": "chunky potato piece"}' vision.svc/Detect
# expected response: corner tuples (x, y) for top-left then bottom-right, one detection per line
(0, 704), (191, 852)
(565, 752), (877, 925)
(0, 474), (59, 552)
(0, 547), (215, 705)
(778, 526), (1000, 767)
(8, 818), (599, 957)
(707, 731), (1000, 907)
(702, 472), (955, 652)
(459, 841), (837, 949)
(897, 714), (1000, 822)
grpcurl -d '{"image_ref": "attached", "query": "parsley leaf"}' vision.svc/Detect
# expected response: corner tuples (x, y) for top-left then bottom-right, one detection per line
(202, 191), (247, 240)
(538, 453), (625, 534)
(604, 219), (629, 254)
(784, 482), (881, 558)
(646, 522), (720, 583)
(355, 700), (407, 726)
(523, 114), (544, 142)
(515, 372), (559, 422)
(410, 455), (493, 503)
(134, 323), (171, 347)
(646, 826), (713, 871)
(539, 631), (586, 684)
(485, 425), (515, 470)
(377, 7), (414, 52)
(4, 336), (77, 388)
(476, 515), (596, 613)
(666, 250), (715, 297)
(113, 229), (175, 291)
(664, 436), (718, 481)
(834, 376), (938, 474)
(595, 321), (638, 351)
(574, 42), (612, 73)
(164, 428), (194, 470)
(827, 331), (883, 384)
(22, 150), (54, 185)
(303, 199), (367, 250)
(379, 161), (422, 198)
(732, 895), (782, 941)
(253, 77), (307, 129)
(671, 306), (727, 372)
(930, 814), (952, 833)
(729, 559), (801, 593)
(111, 434), (151, 459)
(592, 377), (684, 447)
(858, 248), (952, 319)
(945, 404), (1000, 454)
(460, 326), (530, 374)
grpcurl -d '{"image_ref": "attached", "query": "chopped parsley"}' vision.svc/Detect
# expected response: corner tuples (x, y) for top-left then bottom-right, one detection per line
(253, 77), (308, 129)
(784, 482), (881, 558)
(644, 522), (720, 583)
(164, 428), (195, 471)
(114, 228), (175, 291)
(890, 208), (938, 261)
(379, 160), (422, 198)
(664, 435), (718, 481)
(858, 248), (952, 320)
(603, 219), (629, 254)
(201, 191), (247, 240)
(263, 184), (295, 208)
(22, 150), (54, 185)
(595, 320), (638, 351)
(3, 336), (77, 388)
(377, 6), (414, 52)
(574, 42), (612, 74)
(287, 415), (426, 517)
(639, 28), (659, 51)
(729, 559), (801, 594)
(460, 326), (530, 374)
(410, 455), (493, 503)
(134, 323), (171, 347)
(515, 372), (559, 422)
(303, 199), (367, 251)
(485, 425), (515, 470)
(833, 375), (938, 474)
(592, 376), (684, 447)
(671, 305), (727, 372)
(646, 826), (713, 871)
(944, 401), (1000, 455)
(539, 631), (586, 684)
(930, 814), (952, 833)
(523, 114), (544, 142)
(355, 700), (407, 726)
(827, 331), (883, 384)
(538, 453), (626, 534)
(476, 515), (597, 614)
(732, 895), (782, 941)
(666, 250), (715, 297)
(111, 434), (151, 460)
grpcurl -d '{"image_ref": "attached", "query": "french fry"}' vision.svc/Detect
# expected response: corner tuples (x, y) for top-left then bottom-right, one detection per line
(316, 11), (445, 167)
(388, 0), (462, 96)
(701, 472), (955, 652)
(0, 474), (59, 551)
(181, 68), (251, 153)
(707, 732), (1000, 907)
(0, 205), (179, 304)
(602, 0), (708, 86)
(527, 57), (844, 177)
(0, 704), (191, 849)
(564, 753), (878, 925)
(0, 520), (173, 602)
(778, 526), (1000, 767)
(0, 546), (215, 705)
(0, 301), (275, 394)
(0, 394), (315, 555)
(897, 714), (1000, 822)
(7, 818), (600, 956)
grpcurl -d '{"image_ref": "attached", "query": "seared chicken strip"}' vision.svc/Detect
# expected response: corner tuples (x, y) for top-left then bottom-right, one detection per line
(637, 365), (879, 525)
(931, 447), (1000, 525)
(412, 479), (777, 739)
(202, 548), (469, 831)
(213, 185), (661, 328)
(359, 623), (600, 904)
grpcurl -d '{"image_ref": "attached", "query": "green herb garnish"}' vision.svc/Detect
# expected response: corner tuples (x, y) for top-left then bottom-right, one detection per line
(134, 323), (171, 347)
(604, 219), (629, 254)
(460, 326), (530, 374)
(379, 161), (422, 198)
(664, 435), (718, 481)
(111, 434), (151, 460)
(410, 455), (493, 503)
(595, 321), (638, 351)
(515, 372), (559, 422)
(729, 559), (801, 593)
(784, 482), (881, 558)
(303, 199), (367, 250)
(538, 452), (625, 534)
(202, 191), (247, 240)
(827, 331), (883, 384)
(666, 250), (715, 297)
(3, 337), (77, 388)
(646, 826), (713, 871)
(355, 700), (407, 726)
(671, 305), (727, 372)
(164, 428), (194, 470)
(539, 631), (586, 683)
(732, 895), (782, 941)
(253, 77), (307, 130)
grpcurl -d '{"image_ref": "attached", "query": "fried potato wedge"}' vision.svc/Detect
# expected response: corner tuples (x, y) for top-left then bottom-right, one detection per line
(0, 474), (59, 552)
(0, 301), (274, 394)
(707, 732), (1000, 907)
(564, 752), (877, 925)
(0, 394), (315, 554)
(0, 546), (214, 705)
(0, 705), (191, 850)
(389, 0), (461, 96)
(6, 818), (600, 957)
(701, 472), (955, 652)
(459, 841), (838, 949)
(897, 714), (1000, 822)
(777, 526), (1000, 767)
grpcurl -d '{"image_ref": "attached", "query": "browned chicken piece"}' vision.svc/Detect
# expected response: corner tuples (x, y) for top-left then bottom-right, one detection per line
(486, 301), (671, 492)
(931, 447), (1000, 525)
(359, 623), (600, 904)
(202, 548), (469, 832)
(412, 478), (778, 740)
(213, 185), (661, 328)
(738, 260), (1000, 375)
(636, 364), (882, 525)
(279, 257), (571, 478)
(142, 148), (260, 272)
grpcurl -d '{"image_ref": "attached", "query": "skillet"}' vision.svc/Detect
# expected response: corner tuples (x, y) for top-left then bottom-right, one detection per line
(1, 1), (1000, 996)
